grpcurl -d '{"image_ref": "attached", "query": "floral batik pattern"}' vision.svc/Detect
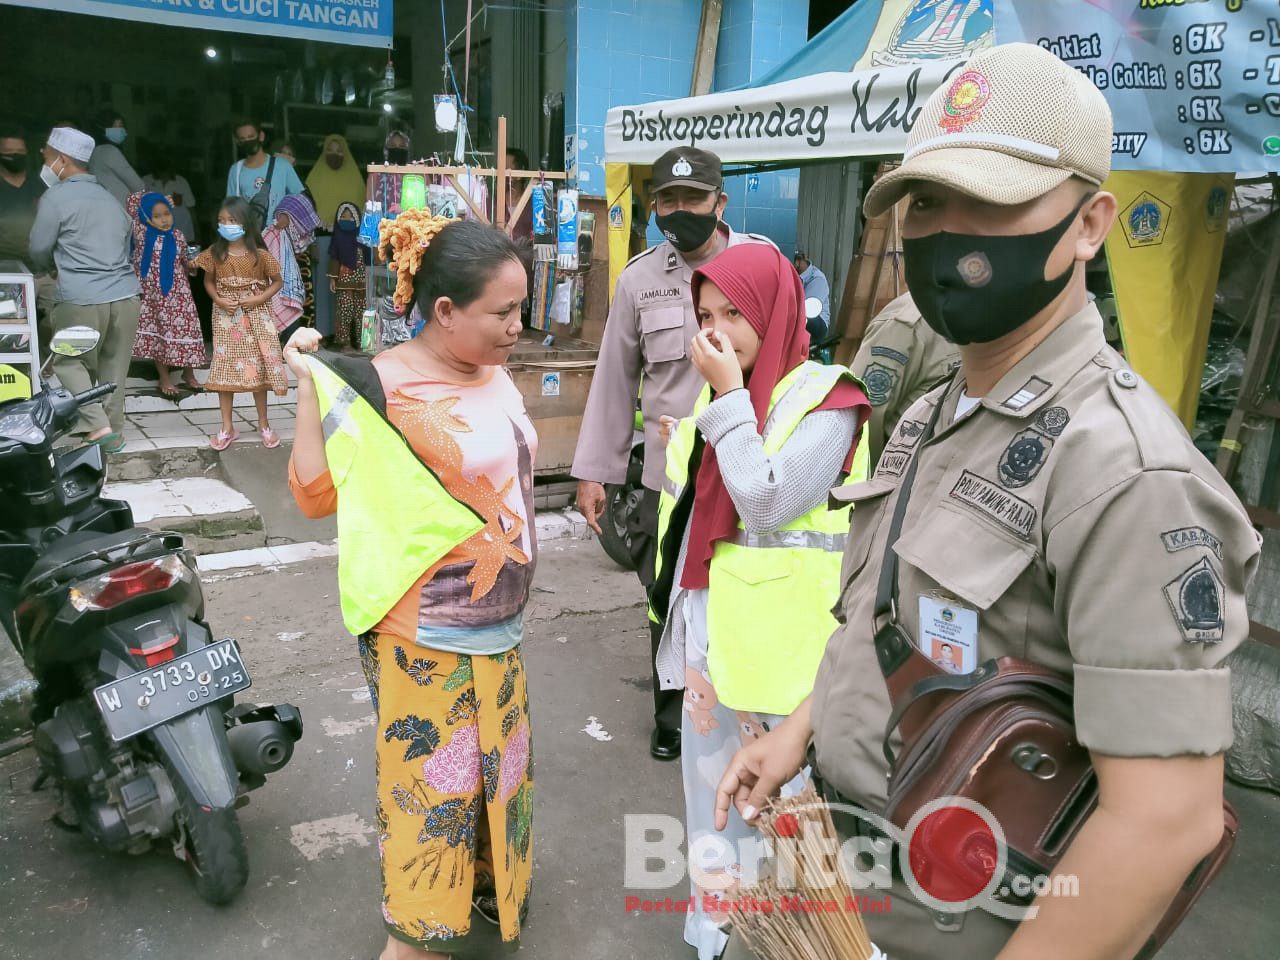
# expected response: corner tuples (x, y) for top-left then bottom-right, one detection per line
(371, 636), (534, 948)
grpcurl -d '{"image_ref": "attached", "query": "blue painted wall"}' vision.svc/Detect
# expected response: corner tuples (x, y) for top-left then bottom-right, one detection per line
(565, 0), (808, 252)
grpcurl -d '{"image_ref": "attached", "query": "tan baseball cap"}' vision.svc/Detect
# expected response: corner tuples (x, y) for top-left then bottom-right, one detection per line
(863, 43), (1113, 218)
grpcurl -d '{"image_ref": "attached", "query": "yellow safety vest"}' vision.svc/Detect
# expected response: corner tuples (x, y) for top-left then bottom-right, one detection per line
(305, 353), (485, 635)
(650, 361), (869, 715)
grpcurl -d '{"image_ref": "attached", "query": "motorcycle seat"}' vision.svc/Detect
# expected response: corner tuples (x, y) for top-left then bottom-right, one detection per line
(21, 529), (178, 590)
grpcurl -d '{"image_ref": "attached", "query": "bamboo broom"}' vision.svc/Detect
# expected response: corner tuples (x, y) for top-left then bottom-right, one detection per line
(731, 788), (882, 960)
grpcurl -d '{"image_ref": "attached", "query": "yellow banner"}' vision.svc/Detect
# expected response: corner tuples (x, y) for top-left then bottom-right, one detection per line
(1104, 171), (1233, 429)
(605, 163), (634, 303)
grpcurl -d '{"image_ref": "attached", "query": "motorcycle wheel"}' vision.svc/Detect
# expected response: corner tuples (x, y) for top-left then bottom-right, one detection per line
(598, 481), (643, 571)
(170, 765), (249, 904)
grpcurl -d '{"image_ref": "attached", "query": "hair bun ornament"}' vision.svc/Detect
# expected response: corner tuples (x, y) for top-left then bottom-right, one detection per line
(377, 206), (458, 309)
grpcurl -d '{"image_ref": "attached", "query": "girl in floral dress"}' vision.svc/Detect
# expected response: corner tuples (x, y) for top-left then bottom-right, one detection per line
(194, 197), (288, 450)
(286, 217), (536, 960)
(127, 191), (206, 396)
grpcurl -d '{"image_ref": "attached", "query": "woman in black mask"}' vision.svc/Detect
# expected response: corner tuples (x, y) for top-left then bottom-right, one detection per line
(370, 129), (412, 216)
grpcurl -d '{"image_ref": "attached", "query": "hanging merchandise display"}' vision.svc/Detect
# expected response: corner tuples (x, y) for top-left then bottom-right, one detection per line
(531, 181), (554, 241)
(530, 250), (557, 333)
(557, 189), (580, 270)
(549, 280), (573, 326)
(359, 201), (385, 247)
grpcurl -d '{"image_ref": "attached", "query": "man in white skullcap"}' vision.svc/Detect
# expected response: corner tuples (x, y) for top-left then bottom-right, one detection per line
(29, 126), (140, 451)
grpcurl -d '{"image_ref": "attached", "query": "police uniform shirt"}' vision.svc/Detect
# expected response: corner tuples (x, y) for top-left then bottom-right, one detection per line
(849, 292), (959, 466)
(812, 303), (1260, 812)
(571, 225), (769, 492)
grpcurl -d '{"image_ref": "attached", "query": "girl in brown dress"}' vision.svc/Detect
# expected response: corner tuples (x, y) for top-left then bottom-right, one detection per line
(194, 197), (289, 451)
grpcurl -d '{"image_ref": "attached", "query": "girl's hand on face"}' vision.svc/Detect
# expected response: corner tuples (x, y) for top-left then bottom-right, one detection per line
(690, 329), (744, 395)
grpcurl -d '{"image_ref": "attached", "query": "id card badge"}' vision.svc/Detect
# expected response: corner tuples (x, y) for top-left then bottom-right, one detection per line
(917, 593), (978, 675)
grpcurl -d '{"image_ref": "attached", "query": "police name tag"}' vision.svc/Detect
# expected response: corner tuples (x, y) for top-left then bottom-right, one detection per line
(918, 594), (978, 675)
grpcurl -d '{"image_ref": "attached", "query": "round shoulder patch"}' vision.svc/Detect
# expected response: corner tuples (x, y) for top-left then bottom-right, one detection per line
(1114, 369), (1139, 389)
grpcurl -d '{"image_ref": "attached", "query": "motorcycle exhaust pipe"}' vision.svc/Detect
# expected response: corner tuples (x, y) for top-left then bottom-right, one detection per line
(227, 720), (295, 777)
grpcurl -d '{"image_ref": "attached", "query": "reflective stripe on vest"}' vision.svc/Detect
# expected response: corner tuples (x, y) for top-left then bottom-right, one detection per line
(306, 355), (485, 635)
(651, 360), (870, 714)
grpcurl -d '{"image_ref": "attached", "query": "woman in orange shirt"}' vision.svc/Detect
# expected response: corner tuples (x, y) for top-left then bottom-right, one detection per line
(285, 218), (535, 960)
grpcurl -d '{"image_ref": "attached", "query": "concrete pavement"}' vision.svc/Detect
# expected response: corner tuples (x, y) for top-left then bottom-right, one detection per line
(1, 538), (1278, 958)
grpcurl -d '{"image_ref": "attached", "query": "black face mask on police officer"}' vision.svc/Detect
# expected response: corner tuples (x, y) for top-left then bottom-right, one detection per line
(902, 194), (1092, 345)
(0, 153), (26, 173)
(654, 209), (719, 253)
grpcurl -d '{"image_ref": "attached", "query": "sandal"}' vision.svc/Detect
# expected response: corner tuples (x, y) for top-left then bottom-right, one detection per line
(158, 383), (181, 398)
(260, 427), (281, 449)
(210, 429), (238, 451)
(90, 432), (126, 454)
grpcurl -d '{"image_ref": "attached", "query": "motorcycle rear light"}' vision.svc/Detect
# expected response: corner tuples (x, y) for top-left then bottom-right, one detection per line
(69, 555), (193, 612)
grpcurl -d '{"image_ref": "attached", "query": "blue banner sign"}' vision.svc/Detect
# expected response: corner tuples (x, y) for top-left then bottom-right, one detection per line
(9, 0), (393, 49)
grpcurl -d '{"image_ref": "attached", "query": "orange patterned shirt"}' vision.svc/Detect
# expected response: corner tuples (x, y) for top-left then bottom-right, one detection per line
(290, 350), (538, 646)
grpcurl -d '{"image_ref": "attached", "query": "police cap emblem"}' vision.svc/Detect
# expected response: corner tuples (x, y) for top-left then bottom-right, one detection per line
(672, 157), (693, 178)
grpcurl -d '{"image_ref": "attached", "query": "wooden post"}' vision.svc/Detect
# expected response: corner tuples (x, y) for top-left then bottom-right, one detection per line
(690, 0), (724, 97)
(497, 115), (508, 229)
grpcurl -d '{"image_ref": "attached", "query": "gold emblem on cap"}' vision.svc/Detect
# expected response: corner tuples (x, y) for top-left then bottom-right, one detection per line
(940, 69), (991, 133)
(672, 157), (693, 177)
(957, 251), (993, 287)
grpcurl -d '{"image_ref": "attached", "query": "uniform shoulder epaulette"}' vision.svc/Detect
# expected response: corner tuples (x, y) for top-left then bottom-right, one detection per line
(744, 233), (778, 248)
(624, 245), (663, 269)
(1105, 366), (1192, 472)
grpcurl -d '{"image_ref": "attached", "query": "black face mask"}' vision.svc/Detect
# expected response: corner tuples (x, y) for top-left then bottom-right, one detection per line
(385, 147), (409, 165)
(0, 154), (26, 173)
(654, 209), (719, 253)
(236, 139), (261, 158)
(903, 195), (1091, 345)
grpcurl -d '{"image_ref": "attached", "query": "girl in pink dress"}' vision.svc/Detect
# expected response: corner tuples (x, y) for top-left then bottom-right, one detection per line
(128, 191), (207, 396)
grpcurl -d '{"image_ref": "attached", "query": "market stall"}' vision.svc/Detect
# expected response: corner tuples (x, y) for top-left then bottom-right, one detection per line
(361, 117), (604, 477)
(603, 0), (1279, 429)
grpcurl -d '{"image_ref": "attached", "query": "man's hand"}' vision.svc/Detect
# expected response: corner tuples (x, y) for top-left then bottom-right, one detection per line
(576, 480), (607, 535)
(658, 415), (677, 447)
(714, 703), (811, 830)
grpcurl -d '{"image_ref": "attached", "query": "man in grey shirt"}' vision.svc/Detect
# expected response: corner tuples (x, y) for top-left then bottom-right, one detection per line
(29, 126), (140, 449)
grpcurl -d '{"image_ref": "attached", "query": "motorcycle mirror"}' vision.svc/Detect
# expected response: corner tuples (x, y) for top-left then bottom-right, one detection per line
(49, 326), (101, 358)
(804, 297), (823, 321)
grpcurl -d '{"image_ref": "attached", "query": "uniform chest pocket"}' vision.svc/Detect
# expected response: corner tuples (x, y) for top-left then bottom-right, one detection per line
(830, 477), (897, 617)
(894, 501), (1037, 610)
(640, 306), (688, 364)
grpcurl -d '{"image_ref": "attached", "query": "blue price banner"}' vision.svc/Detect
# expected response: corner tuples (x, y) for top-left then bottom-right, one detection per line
(13, 0), (393, 49)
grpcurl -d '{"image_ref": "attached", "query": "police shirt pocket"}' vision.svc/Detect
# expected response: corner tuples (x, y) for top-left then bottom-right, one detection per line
(830, 477), (897, 617)
(894, 501), (1036, 610)
(640, 306), (688, 363)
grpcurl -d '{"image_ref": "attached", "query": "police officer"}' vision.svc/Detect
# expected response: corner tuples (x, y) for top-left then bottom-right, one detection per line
(850, 291), (958, 464)
(573, 147), (769, 760)
(716, 43), (1259, 960)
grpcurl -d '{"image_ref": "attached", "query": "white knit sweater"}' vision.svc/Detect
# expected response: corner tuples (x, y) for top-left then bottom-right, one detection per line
(655, 388), (859, 692)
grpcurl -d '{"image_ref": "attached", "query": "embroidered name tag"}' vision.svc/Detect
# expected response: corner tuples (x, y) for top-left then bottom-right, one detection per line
(1161, 526), (1223, 560)
(877, 448), (912, 478)
(949, 470), (1037, 539)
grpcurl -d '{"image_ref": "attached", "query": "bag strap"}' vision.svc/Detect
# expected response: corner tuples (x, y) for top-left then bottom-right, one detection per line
(872, 372), (955, 631)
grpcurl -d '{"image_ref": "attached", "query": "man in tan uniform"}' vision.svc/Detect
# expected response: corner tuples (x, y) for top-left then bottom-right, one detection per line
(716, 43), (1259, 960)
(573, 147), (769, 759)
(851, 291), (958, 464)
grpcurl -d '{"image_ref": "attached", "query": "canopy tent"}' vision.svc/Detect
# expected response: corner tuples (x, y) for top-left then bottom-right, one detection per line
(603, 0), (1278, 426)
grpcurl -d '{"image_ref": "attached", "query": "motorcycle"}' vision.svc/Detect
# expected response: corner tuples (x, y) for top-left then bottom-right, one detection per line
(597, 408), (645, 571)
(0, 327), (302, 904)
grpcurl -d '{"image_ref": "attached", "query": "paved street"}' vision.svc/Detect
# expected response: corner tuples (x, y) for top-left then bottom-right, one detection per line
(2, 537), (1278, 959)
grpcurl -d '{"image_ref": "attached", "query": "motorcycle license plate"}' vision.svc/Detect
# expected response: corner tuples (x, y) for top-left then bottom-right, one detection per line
(93, 639), (251, 742)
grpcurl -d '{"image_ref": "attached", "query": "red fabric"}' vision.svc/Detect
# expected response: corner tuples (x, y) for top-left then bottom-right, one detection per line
(679, 244), (869, 591)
